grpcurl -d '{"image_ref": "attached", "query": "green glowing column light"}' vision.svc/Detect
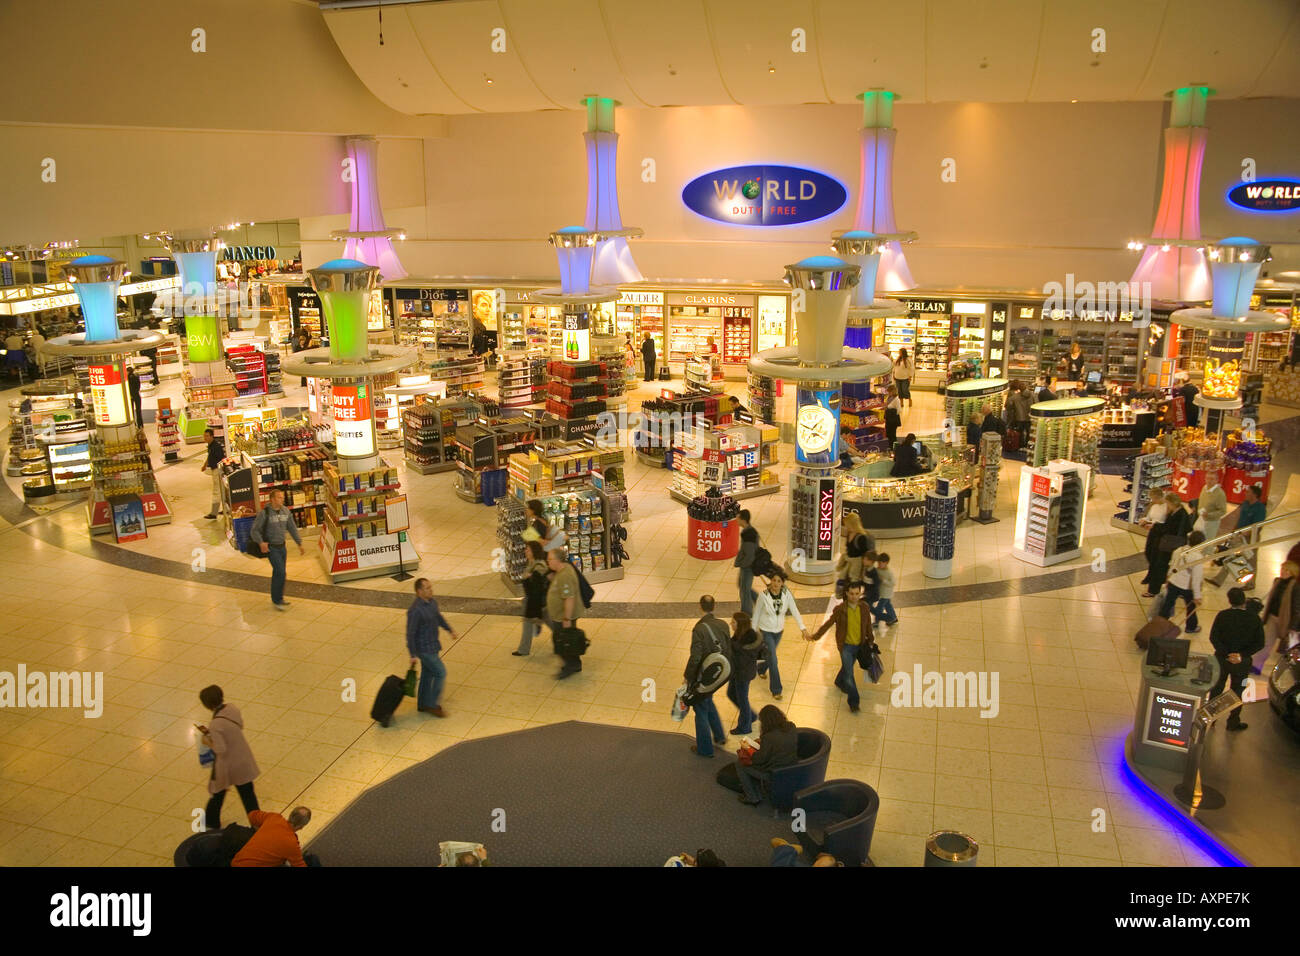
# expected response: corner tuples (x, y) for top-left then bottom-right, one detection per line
(172, 249), (222, 362)
(307, 258), (381, 363)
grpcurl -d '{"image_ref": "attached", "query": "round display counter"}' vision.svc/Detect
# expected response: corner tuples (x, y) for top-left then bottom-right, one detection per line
(1098, 405), (1158, 456)
(1028, 396), (1105, 476)
(839, 445), (974, 539)
(943, 377), (1010, 427)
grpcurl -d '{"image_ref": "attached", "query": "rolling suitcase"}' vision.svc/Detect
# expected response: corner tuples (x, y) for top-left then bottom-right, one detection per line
(371, 674), (405, 727)
(1134, 609), (1183, 651)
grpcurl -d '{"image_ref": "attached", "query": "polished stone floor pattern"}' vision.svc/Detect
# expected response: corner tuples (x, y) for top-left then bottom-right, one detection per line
(1, 374), (1296, 866)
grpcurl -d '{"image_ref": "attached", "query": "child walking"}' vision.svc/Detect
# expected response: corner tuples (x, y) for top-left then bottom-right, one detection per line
(871, 553), (898, 627)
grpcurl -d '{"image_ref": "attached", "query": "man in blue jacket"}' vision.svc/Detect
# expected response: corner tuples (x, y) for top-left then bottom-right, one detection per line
(406, 578), (460, 718)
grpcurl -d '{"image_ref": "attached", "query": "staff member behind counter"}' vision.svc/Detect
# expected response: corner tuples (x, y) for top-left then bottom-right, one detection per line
(890, 433), (926, 477)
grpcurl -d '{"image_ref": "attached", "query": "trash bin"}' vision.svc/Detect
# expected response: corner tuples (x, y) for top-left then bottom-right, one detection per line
(924, 830), (979, 867)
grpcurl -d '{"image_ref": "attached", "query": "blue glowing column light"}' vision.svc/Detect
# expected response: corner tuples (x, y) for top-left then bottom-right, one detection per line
(550, 227), (598, 296)
(64, 255), (126, 343)
(1208, 238), (1267, 318)
(168, 240), (222, 363)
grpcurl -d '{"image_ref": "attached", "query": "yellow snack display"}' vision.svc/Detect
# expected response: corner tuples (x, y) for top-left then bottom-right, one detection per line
(1202, 358), (1241, 399)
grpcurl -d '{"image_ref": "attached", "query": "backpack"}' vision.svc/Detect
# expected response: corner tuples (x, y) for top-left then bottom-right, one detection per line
(576, 567), (595, 609)
(752, 546), (774, 578)
(693, 619), (733, 695)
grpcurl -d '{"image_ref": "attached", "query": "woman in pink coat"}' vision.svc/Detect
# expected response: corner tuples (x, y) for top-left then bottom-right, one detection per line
(198, 684), (261, 830)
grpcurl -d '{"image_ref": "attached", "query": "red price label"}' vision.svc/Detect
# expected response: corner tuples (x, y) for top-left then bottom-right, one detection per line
(1031, 474), (1051, 496)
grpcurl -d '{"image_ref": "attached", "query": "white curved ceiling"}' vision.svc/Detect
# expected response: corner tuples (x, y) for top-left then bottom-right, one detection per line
(321, 0), (1300, 114)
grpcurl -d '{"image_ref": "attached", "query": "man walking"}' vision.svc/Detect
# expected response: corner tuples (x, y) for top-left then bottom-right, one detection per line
(684, 596), (730, 757)
(546, 549), (583, 678)
(406, 577), (459, 718)
(200, 427), (225, 519)
(734, 510), (760, 617)
(1209, 587), (1266, 732)
(127, 365), (143, 426)
(807, 581), (876, 713)
(249, 488), (304, 610)
(641, 332), (657, 382)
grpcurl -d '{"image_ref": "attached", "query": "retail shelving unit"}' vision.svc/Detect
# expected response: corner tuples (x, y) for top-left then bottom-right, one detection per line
(155, 397), (181, 462)
(592, 336), (628, 406)
(1012, 461), (1089, 567)
(320, 459), (419, 583)
(227, 343), (268, 399)
(127, 354), (156, 396)
(685, 354), (723, 391)
(882, 315), (916, 359)
(154, 338), (183, 380)
(668, 419), (781, 502)
(454, 415), (543, 504)
(496, 471), (627, 584)
(747, 370), (778, 426)
(240, 444), (331, 533)
(1112, 450), (1172, 532)
(425, 352), (486, 399)
(86, 429), (172, 535)
(1028, 396), (1104, 484)
(914, 316), (954, 383)
(178, 361), (237, 444)
(402, 400), (459, 474)
(944, 377), (1010, 428)
(841, 374), (890, 452)
(634, 391), (736, 467)
(546, 356), (607, 441)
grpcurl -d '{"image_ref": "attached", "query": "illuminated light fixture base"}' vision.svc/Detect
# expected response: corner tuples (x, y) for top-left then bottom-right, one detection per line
(43, 327), (167, 359)
(850, 91), (917, 293)
(340, 135), (408, 281)
(580, 96), (644, 287)
(832, 229), (916, 310)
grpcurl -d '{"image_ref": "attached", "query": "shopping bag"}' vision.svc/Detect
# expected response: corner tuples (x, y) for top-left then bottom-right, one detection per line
(670, 685), (690, 722)
(858, 642), (884, 683)
(198, 740), (215, 767)
(402, 666), (418, 698)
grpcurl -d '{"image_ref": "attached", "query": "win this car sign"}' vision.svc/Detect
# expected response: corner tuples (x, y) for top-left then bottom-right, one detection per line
(682, 164), (847, 226)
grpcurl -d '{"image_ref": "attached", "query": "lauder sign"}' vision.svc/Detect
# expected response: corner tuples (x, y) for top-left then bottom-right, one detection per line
(682, 164), (847, 227)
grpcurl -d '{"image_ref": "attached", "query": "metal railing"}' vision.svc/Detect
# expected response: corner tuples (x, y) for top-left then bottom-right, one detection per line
(1168, 509), (1300, 574)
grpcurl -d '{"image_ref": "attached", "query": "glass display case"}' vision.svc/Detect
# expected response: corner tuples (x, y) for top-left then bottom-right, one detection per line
(839, 434), (975, 537)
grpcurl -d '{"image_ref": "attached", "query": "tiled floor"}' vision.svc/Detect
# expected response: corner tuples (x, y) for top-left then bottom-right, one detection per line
(1, 373), (1297, 866)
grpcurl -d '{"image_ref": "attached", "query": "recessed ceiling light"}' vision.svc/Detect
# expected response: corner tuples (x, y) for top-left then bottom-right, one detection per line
(484, 75), (493, 85)
(1070, 99), (1078, 103)
(768, 62), (775, 74)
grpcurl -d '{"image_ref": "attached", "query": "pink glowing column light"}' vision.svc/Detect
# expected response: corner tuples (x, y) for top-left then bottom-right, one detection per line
(1129, 87), (1213, 302)
(339, 136), (406, 282)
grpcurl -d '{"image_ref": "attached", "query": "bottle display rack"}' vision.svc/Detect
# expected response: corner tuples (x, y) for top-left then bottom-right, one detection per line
(402, 398), (474, 474)
(226, 344), (268, 398)
(634, 391), (736, 466)
(506, 441), (625, 499)
(454, 416), (543, 504)
(242, 445), (332, 532)
(546, 358), (607, 440)
(425, 352), (486, 398)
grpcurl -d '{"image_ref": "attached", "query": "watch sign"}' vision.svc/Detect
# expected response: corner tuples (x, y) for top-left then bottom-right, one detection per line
(682, 164), (847, 227)
(1227, 179), (1300, 213)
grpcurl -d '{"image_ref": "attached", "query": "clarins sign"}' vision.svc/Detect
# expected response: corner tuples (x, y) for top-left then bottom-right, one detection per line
(681, 164), (847, 227)
(1228, 179), (1300, 213)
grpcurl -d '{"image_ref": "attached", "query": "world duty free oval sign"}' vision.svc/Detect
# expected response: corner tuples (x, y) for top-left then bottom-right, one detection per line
(681, 164), (848, 227)
(1228, 179), (1300, 213)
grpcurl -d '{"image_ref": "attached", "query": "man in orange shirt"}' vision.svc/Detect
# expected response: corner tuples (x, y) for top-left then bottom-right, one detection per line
(232, 806), (313, 867)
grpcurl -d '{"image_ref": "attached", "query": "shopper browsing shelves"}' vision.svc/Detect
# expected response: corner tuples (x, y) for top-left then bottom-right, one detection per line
(199, 427), (225, 519)
(892, 349), (914, 409)
(524, 498), (566, 553)
(250, 488), (304, 609)
(751, 572), (808, 701)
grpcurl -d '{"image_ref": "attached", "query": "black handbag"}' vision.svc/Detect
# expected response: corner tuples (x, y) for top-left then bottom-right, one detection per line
(1158, 533), (1187, 553)
(552, 625), (590, 657)
(857, 641), (883, 683)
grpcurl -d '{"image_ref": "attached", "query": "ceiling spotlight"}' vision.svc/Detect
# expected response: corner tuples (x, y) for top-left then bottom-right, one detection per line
(1070, 98), (1078, 103)
(484, 75), (493, 85)
(398, 233), (406, 241)
(1161, 244), (1170, 252)
(768, 62), (776, 74)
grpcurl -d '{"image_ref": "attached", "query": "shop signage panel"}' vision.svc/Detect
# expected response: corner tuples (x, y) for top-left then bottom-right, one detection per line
(618, 290), (664, 306)
(88, 363), (128, 426)
(110, 494), (147, 543)
(1143, 688), (1199, 751)
(391, 288), (468, 301)
(333, 532), (418, 573)
(904, 299), (952, 315)
(1227, 179), (1300, 213)
(221, 245), (278, 261)
(815, 478), (837, 562)
(681, 165), (847, 227)
(333, 384), (375, 457)
(665, 293), (757, 307)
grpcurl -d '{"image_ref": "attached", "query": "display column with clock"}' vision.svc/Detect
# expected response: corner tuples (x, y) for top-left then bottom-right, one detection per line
(795, 390), (840, 465)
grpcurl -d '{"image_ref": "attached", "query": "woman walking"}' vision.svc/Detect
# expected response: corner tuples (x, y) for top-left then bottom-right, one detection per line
(1260, 560), (1300, 666)
(1144, 492), (1191, 599)
(197, 684), (260, 831)
(838, 511), (874, 589)
(726, 611), (762, 736)
(523, 498), (565, 553)
(751, 572), (809, 701)
(884, 385), (902, 449)
(513, 540), (550, 657)
(893, 349), (914, 410)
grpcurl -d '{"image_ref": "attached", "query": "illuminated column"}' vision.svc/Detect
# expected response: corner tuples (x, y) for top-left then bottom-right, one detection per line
(65, 256), (125, 344)
(581, 96), (643, 287)
(831, 231), (910, 350)
(749, 256), (887, 584)
(1129, 86), (1214, 302)
(853, 91), (916, 292)
(334, 136), (407, 282)
(307, 259), (384, 465)
(165, 237), (222, 362)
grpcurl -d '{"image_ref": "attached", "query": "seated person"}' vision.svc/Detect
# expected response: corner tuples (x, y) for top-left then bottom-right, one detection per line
(1036, 375), (1057, 404)
(736, 705), (800, 806)
(964, 414), (983, 447)
(231, 807), (312, 867)
(769, 838), (841, 867)
(890, 433), (925, 477)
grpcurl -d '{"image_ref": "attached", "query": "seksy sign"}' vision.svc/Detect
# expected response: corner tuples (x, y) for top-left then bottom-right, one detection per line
(816, 478), (836, 562)
(1228, 179), (1300, 213)
(682, 164), (847, 227)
